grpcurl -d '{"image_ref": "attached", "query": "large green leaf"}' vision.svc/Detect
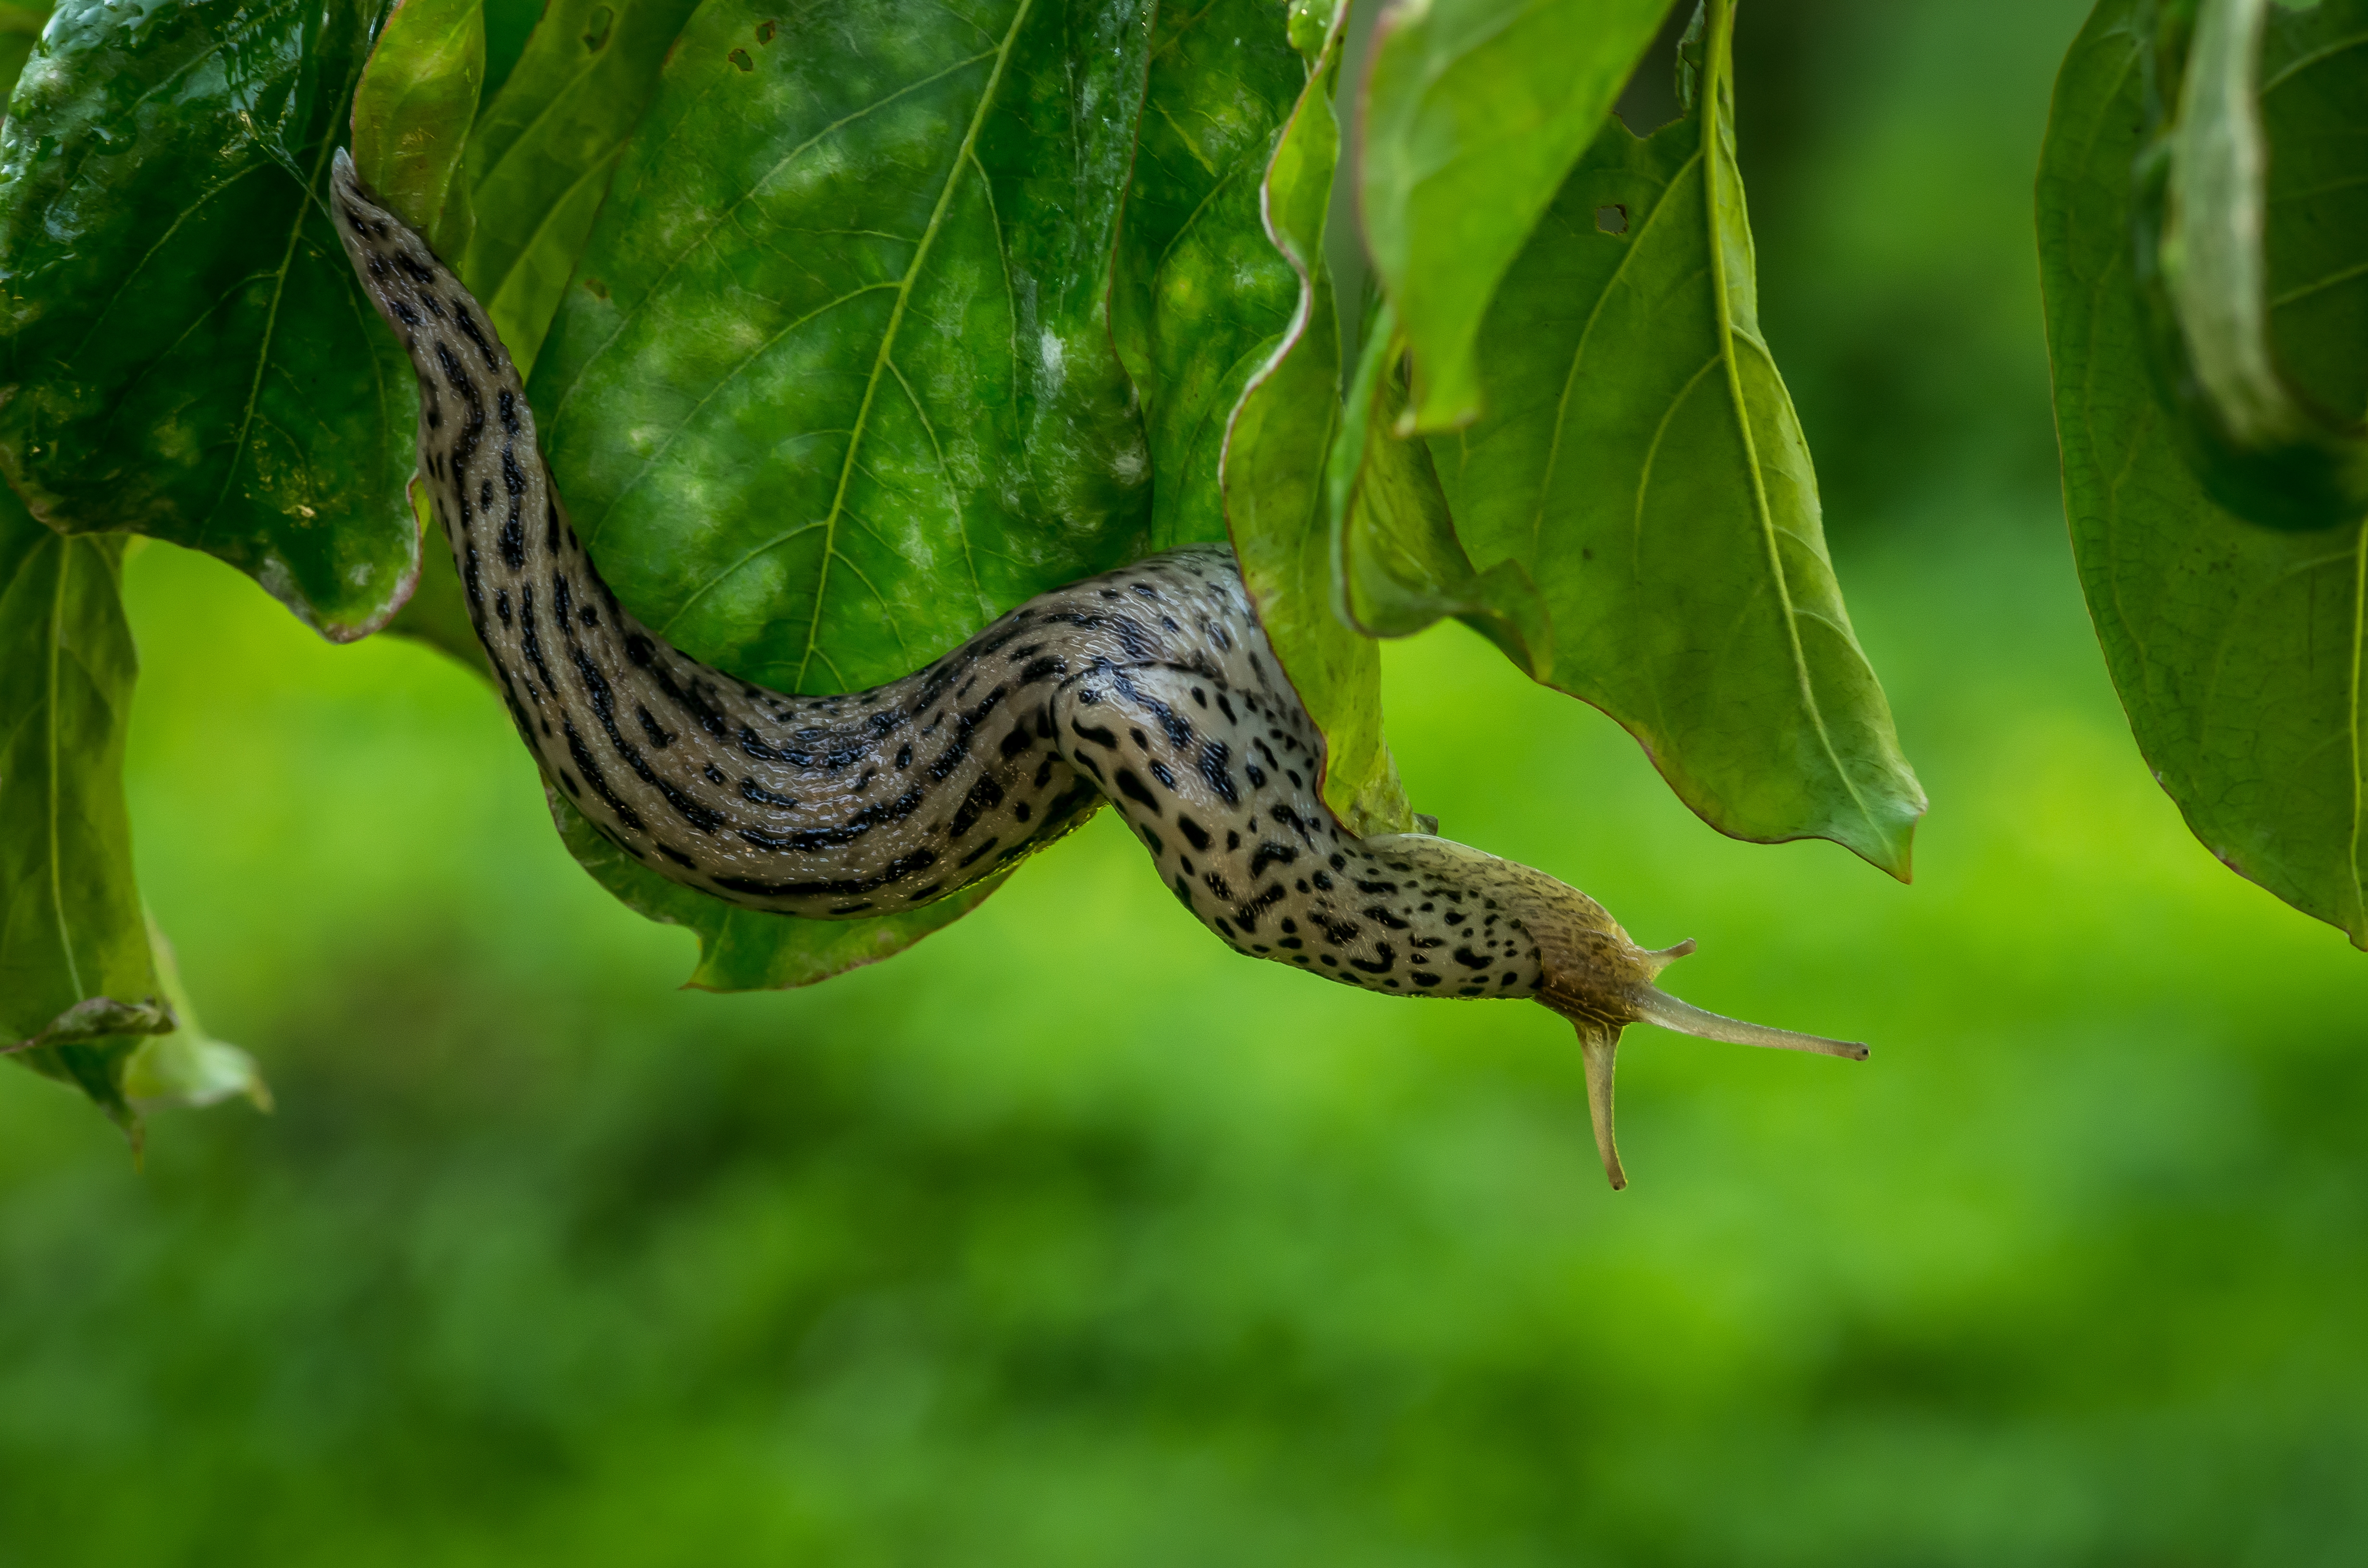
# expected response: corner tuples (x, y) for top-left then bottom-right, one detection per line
(1110, 0), (1304, 551)
(457, 0), (701, 379)
(0, 0), (419, 641)
(1428, 0), (1921, 876)
(2039, 0), (2368, 943)
(530, 0), (1155, 696)
(1219, 12), (1410, 837)
(349, 0), (485, 256)
(491, 0), (1157, 983)
(0, 486), (161, 1122)
(1357, 0), (1672, 434)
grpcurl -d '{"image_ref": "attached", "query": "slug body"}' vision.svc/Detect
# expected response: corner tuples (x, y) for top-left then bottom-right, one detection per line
(331, 151), (1862, 1188)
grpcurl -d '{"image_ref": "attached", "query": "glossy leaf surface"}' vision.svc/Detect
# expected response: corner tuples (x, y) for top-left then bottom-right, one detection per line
(458, 0), (702, 379)
(1111, 0), (1303, 551)
(0, 0), (419, 641)
(0, 488), (158, 1120)
(2039, 0), (2368, 942)
(349, 0), (485, 254)
(1431, 0), (1921, 876)
(1220, 19), (1409, 836)
(1359, 0), (1672, 433)
(530, 0), (1156, 696)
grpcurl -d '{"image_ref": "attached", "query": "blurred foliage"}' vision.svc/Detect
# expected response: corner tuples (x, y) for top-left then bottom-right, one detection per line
(2, 0), (2366, 1558)
(2039, 0), (2368, 944)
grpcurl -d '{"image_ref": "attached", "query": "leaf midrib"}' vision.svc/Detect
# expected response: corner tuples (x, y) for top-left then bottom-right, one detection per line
(1698, 0), (1883, 846)
(785, 1), (1034, 690)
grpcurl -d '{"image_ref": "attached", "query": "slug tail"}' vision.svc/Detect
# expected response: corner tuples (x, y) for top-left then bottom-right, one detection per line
(1627, 987), (1869, 1061)
(1575, 1023), (1628, 1191)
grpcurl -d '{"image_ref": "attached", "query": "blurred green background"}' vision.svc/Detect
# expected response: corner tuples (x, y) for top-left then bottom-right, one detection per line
(8, 0), (2368, 1561)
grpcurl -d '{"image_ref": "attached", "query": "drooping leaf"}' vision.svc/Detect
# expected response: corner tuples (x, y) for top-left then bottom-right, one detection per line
(0, 0), (420, 641)
(350, 0), (486, 256)
(551, 791), (1016, 991)
(457, 0), (702, 379)
(1110, 0), (1304, 551)
(1429, 0), (1922, 877)
(496, 0), (1156, 982)
(1220, 12), (1410, 837)
(529, 0), (1156, 697)
(2038, 0), (2368, 943)
(1357, 0), (1673, 434)
(2135, 0), (2368, 530)
(0, 485), (159, 1121)
(1327, 300), (1551, 674)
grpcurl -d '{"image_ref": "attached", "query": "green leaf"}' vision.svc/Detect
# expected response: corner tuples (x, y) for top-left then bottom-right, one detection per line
(502, 0), (1155, 983)
(529, 0), (1156, 696)
(1430, 0), (1922, 877)
(1328, 299), (1552, 674)
(2038, 0), (2368, 943)
(1219, 14), (1410, 837)
(1357, 0), (1673, 434)
(457, 0), (702, 380)
(0, 0), (420, 641)
(0, 487), (158, 1122)
(2136, 0), (2368, 530)
(1110, 0), (1304, 551)
(350, 0), (486, 257)
(550, 790), (1016, 991)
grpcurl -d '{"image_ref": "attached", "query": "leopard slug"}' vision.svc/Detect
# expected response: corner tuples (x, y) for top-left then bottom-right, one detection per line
(329, 150), (1863, 1188)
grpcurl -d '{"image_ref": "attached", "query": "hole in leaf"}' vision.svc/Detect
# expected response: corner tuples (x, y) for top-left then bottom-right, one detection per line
(580, 5), (612, 49)
(755, 19), (776, 43)
(1595, 205), (1628, 235)
(728, 46), (753, 71)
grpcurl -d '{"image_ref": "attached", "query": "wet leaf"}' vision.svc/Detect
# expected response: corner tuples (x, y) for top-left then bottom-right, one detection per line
(529, 0), (1156, 696)
(1430, 0), (1922, 876)
(0, 486), (156, 1121)
(1220, 14), (1410, 837)
(1358, 0), (1673, 433)
(349, 0), (485, 255)
(457, 0), (702, 379)
(2038, 0), (2368, 942)
(1110, 0), (1304, 550)
(0, 0), (419, 641)
(502, 0), (1155, 982)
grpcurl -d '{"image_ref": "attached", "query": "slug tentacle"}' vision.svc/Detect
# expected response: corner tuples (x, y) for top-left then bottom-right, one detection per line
(329, 150), (1862, 1188)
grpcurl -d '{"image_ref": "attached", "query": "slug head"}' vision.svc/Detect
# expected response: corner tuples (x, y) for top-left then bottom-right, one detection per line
(1368, 833), (1867, 1190)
